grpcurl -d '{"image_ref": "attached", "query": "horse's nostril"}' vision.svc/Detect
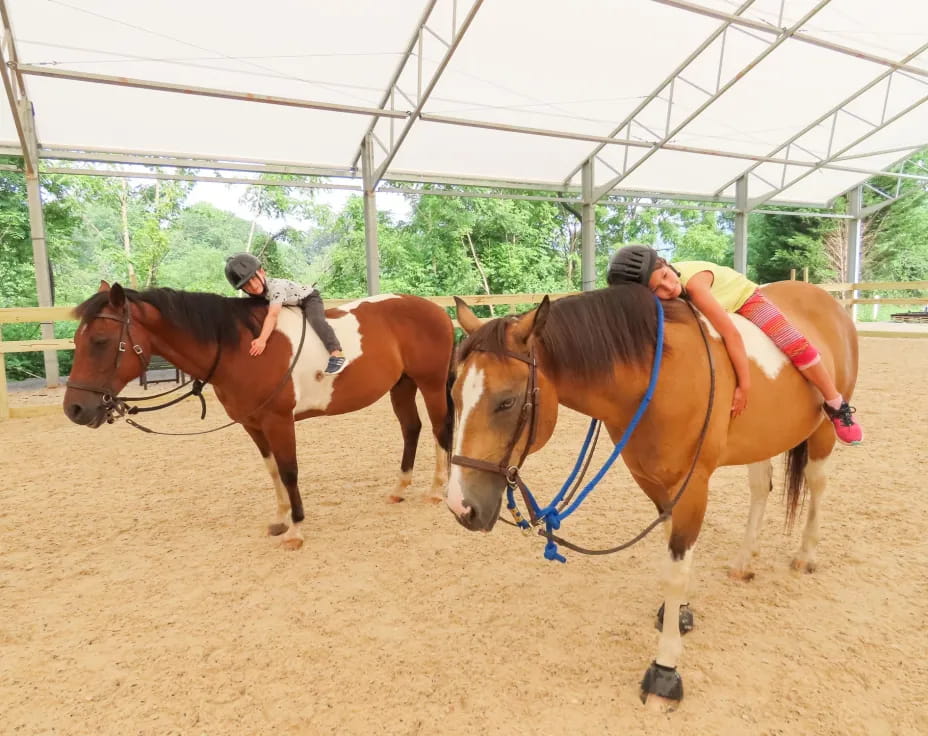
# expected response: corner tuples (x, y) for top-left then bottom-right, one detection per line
(66, 404), (85, 423)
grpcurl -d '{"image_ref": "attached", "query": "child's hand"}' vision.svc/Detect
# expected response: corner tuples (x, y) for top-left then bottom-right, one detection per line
(249, 337), (267, 356)
(731, 386), (748, 417)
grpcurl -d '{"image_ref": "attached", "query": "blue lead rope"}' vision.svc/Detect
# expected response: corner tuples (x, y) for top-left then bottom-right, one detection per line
(516, 296), (666, 562)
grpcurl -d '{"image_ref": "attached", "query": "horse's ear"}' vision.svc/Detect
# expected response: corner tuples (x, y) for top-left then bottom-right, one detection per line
(97, 280), (110, 292)
(109, 282), (126, 309)
(511, 296), (550, 347)
(454, 296), (482, 335)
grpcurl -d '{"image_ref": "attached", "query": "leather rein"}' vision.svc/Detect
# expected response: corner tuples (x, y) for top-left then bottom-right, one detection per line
(66, 302), (307, 435)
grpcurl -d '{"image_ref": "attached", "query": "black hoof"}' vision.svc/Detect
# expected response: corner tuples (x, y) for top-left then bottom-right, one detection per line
(639, 661), (684, 704)
(655, 602), (695, 634)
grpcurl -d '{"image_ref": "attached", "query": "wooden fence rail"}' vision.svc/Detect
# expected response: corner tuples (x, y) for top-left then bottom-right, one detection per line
(2, 281), (926, 419)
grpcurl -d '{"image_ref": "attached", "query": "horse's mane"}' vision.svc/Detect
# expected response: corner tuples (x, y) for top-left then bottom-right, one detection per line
(458, 285), (689, 382)
(74, 287), (265, 347)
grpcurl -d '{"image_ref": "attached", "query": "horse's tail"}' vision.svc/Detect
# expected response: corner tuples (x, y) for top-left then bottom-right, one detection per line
(784, 440), (809, 531)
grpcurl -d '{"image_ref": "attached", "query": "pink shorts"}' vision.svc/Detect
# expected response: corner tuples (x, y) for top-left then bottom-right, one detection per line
(736, 290), (820, 370)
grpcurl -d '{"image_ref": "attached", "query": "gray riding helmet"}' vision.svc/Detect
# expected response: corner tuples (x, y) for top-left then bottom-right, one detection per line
(607, 245), (659, 286)
(225, 252), (262, 290)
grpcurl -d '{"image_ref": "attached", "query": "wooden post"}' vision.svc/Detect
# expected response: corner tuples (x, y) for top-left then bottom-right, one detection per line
(790, 268), (796, 280)
(0, 329), (9, 420)
(803, 266), (809, 282)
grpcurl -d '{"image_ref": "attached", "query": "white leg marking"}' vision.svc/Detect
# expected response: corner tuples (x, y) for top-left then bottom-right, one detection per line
(263, 455), (290, 525)
(391, 469), (414, 499)
(656, 547), (694, 669)
(731, 460), (772, 578)
(793, 458), (827, 571)
(446, 365), (484, 517)
(431, 444), (449, 498)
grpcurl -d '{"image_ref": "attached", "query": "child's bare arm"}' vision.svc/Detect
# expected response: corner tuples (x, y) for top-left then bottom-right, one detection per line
(258, 303), (282, 341)
(250, 303), (282, 356)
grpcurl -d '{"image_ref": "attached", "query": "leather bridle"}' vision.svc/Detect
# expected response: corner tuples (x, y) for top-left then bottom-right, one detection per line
(450, 347), (543, 524)
(65, 302), (150, 420)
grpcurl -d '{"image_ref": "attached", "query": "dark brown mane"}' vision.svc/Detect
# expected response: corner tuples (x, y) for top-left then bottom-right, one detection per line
(73, 287), (264, 347)
(458, 285), (688, 381)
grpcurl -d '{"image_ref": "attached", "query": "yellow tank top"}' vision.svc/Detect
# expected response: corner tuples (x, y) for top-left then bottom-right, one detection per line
(673, 261), (758, 312)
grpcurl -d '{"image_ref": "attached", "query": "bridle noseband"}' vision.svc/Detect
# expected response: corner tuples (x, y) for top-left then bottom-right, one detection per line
(451, 347), (542, 524)
(66, 302), (151, 421)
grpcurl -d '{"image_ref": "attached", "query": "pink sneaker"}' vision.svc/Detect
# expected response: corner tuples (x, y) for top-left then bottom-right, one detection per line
(824, 401), (863, 446)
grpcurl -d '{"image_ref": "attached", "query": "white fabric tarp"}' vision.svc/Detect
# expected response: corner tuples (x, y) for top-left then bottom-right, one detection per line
(4, 0), (927, 205)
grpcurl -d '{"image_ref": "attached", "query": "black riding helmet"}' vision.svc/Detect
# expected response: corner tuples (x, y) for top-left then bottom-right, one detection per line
(225, 252), (262, 290)
(607, 245), (659, 286)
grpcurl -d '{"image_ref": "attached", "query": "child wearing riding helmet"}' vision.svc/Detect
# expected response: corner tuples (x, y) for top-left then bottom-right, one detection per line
(224, 252), (346, 375)
(606, 245), (863, 445)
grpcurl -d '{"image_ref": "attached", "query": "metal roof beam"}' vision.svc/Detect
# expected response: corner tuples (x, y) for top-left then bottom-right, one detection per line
(371, 0), (485, 184)
(654, 0), (928, 80)
(562, 0), (760, 186)
(713, 40), (928, 200)
(0, 0), (34, 173)
(749, 93), (928, 209)
(592, 0), (833, 201)
(14, 64), (411, 120)
(348, 0), (440, 171)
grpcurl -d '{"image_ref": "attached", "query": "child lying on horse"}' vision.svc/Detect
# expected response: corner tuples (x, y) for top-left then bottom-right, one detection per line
(606, 245), (863, 445)
(225, 252), (346, 375)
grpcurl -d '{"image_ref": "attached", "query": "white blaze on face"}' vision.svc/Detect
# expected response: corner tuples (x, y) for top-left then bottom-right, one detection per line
(446, 363), (485, 517)
(696, 312), (788, 380)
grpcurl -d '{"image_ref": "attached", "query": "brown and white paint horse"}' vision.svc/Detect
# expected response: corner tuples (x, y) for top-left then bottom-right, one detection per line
(446, 281), (858, 708)
(64, 282), (454, 549)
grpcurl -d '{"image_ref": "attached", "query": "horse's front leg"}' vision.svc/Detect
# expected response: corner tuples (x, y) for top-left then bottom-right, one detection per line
(258, 417), (305, 550)
(641, 480), (707, 712)
(242, 425), (291, 536)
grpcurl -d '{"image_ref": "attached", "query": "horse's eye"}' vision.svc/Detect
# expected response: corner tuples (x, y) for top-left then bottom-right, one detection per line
(90, 335), (109, 347)
(495, 397), (516, 412)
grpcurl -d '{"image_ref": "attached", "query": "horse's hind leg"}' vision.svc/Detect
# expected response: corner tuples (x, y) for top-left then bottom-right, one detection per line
(242, 425), (291, 537)
(388, 374), (422, 503)
(792, 421), (835, 573)
(729, 459), (773, 581)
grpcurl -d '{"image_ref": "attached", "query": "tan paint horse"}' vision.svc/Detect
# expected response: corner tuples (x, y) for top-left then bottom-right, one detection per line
(446, 281), (858, 708)
(64, 282), (454, 549)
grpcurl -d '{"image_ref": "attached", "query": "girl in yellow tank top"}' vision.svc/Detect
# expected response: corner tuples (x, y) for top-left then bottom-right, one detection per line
(607, 245), (862, 445)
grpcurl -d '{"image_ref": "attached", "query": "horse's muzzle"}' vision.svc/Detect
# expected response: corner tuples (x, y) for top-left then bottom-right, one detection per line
(64, 400), (106, 428)
(450, 497), (501, 533)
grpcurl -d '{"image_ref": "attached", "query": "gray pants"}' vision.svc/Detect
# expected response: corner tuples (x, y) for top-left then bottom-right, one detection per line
(299, 290), (342, 354)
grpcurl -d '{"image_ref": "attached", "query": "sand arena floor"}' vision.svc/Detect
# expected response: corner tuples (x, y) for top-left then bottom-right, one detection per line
(1, 336), (926, 735)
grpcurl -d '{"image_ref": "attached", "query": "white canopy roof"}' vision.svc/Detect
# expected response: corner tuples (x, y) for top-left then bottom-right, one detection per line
(3, 0), (927, 207)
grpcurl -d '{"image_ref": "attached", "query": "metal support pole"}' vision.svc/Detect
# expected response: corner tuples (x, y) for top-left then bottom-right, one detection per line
(581, 159), (596, 291)
(361, 135), (380, 296)
(846, 186), (863, 322)
(19, 96), (58, 386)
(26, 171), (59, 386)
(733, 175), (748, 275)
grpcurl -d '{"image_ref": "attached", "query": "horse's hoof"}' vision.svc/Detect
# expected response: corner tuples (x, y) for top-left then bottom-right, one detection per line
(791, 557), (816, 573)
(386, 495), (405, 504)
(280, 537), (303, 551)
(640, 662), (683, 708)
(423, 495), (444, 505)
(728, 567), (756, 582)
(267, 523), (288, 537)
(655, 603), (694, 634)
